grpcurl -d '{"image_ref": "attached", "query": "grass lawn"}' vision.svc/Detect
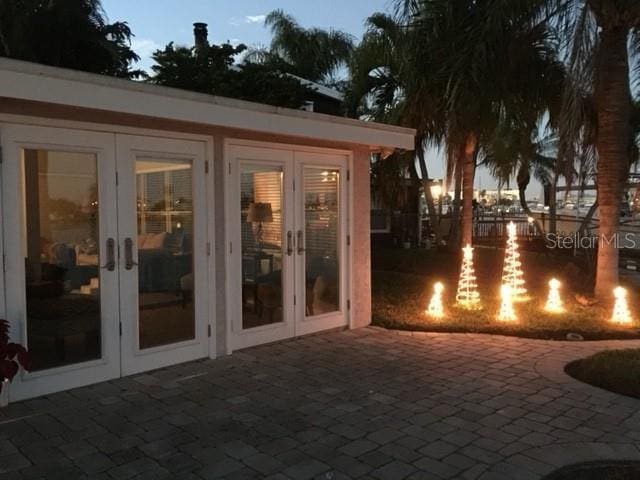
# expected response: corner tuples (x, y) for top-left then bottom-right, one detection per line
(565, 349), (640, 399)
(372, 247), (640, 340)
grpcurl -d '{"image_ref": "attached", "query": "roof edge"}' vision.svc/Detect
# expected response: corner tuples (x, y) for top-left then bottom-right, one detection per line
(0, 58), (415, 145)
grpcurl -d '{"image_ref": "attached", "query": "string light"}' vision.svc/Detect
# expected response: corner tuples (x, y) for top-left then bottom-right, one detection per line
(611, 286), (633, 325)
(426, 282), (445, 318)
(501, 222), (528, 301)
(544, 278), (564, 313)
(498, 284), (517, 322)
(456, 244), (481, 309)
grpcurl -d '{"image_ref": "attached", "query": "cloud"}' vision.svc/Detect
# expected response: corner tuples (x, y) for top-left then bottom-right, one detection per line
(244, 14), (266, 24)
(131, 38), (162, 59)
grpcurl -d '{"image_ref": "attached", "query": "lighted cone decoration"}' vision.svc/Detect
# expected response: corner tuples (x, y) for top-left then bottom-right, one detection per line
(501, 222), (527, 301)
(456, 244), (481, 309)
(498, 284), (517, 322)
(426, 282), (445, 318)
(611, 286), (633, 325)
(544, 278), (564, 313)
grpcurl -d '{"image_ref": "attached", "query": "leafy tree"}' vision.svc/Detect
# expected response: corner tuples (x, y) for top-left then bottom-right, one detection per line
(149, 41), (315, 109)
(248, 10), (354, 85)
(347, 13), (444, 244)
(0, 0), (140, 78)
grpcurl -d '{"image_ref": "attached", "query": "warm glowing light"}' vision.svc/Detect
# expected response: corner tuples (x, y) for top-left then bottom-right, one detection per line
(426, 282), (445, 318)
(501, 222), (528, 301)
(544, 278), (564, 313)
(611, 286), (633, 325)
(430, 184), (443, 198)
(456, 244), (481, 309)
(527, 216), (534, 224)
(498, 284), (517, 322)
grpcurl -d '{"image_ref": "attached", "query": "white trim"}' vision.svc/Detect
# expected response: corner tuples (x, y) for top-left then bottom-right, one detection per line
(0, 127), (6, 322)
(0, 58), (415, 150)
(205, 137), (216, 360)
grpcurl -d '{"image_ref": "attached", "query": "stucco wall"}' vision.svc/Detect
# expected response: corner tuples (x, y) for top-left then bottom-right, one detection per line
(350, 148), (372, 329)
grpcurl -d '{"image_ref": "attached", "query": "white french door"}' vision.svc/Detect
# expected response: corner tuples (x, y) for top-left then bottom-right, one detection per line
(228, 142), (348, 350)
(1, 125), (210, 400)
(2, 125), (121, 400)
(294, 152), (349, 336)
(116, 135), (209, 375)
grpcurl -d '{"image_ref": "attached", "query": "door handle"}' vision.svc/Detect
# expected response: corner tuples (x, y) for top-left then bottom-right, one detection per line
(101, 238), (116, 271)
(124, 237), (138, 270)
(286, 230), (293, 256)
(297, 230), (305, 255)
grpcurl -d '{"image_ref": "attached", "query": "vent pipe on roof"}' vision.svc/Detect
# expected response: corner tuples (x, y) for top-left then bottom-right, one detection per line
(193, 22), (209, 58)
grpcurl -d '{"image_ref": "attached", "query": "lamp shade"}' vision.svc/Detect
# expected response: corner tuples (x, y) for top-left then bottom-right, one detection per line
(246, 202), (273, 223)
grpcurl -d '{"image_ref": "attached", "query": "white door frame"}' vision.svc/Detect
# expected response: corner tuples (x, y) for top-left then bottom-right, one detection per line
(116, 135), (210, 375)
(0, 124), (120, 401)
(294, 151), (349, 337)
(225, 139), (351, 351)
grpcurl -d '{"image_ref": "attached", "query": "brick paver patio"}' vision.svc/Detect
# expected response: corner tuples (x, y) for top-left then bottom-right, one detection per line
(2, 327), (640, 479)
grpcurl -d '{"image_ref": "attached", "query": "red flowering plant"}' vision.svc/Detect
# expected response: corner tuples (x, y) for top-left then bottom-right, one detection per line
(0, 319), (32, 392)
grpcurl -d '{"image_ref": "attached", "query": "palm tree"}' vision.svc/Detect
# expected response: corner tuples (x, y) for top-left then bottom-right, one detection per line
(483, 124), (557, 217)
(397, 0), (564, 247)
(347, 13), (445, 244)
(249, 10), (354, 86)
(554, 0), (639, 297)
(0, 0), (140, 77)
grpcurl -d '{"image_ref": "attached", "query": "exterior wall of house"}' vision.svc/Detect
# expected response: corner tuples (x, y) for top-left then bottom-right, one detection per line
(212, 134), (230, 355)
(351, 148), (372, 329)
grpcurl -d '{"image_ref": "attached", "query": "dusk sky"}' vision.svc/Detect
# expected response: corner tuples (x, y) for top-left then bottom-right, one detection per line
(101, 0), (539, 197)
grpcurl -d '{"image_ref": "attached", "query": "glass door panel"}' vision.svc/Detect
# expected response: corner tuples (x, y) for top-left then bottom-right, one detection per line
(303, 168), (340, 317)
(22, 149), (102, 370)
(240, 164), (284, 329)
(136, 158), (195, 349)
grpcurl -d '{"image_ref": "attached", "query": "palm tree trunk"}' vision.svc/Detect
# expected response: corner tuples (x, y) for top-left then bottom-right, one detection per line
(449, 151), (463, 250)
(415, 136), (441, 245)
(549, 174), (558, 234)
(578, 201), (598, 237)
(593, 25), (631, 298)
(461, 133), (477, 246)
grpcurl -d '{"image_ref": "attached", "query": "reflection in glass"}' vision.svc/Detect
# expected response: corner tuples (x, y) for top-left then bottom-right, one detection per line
(136, 158), (194, 349)
(22, 149), (101, 370)
(240, 165), (283, 329)
(304, 168), (340, 316)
